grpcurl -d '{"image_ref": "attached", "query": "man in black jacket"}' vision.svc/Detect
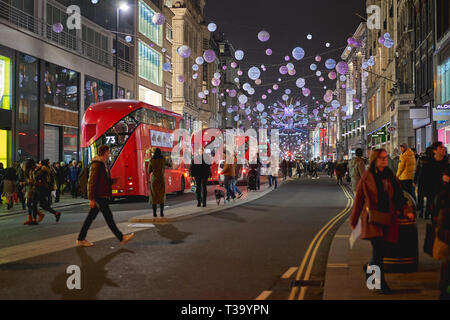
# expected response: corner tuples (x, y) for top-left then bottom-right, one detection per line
(419, 141), (450, 220)
(189, 149), (212, 207)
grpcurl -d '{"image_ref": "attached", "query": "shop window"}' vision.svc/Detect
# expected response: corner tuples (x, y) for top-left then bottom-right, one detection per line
(16, 53), (39, 161)
(43, 62), (79, 112)
(139, 1), (162, 46)
(138, 41), (162, 86)
(63, 127), (78, 163)
(85, 76), (113, 107)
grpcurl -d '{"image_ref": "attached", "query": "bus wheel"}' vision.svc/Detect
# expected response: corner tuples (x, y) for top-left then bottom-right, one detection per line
(177, 176), (185, 195)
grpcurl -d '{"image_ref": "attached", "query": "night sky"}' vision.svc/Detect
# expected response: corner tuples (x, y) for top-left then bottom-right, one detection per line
(204, 0), (366, 117)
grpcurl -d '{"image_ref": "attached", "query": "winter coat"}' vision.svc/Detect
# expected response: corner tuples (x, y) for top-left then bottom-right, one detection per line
(148, 158), (166, 205)
(397, 148), (416, 181)
(34, 166), (57, 191)
(335, 163), (347, 178)
(350, 169), (412, 243)
(419, 158), (450, 197)
(87, 157), (113, 200)
(69, 166), (80, 182)
(388, 156), (399, 174)
(414, 155), (430, 188)
(221, 162), (236, 177)
(349, 157), (366, 190)
(189, 159), (212, 179)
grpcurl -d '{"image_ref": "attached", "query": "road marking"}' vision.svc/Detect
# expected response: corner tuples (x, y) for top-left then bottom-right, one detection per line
(288, 187), (352, 300)
(297, 185), (353, 300)
(255, 290), (272, 300)
(327, 263), (349, 268)
(334, 235), (350, 238)
(281, 267), (298, 279)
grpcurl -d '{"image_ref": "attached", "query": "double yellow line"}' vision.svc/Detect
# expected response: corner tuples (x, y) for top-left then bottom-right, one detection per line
(288, 184), (354, 300)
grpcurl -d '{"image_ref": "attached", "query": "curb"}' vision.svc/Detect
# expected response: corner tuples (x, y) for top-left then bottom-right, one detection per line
(129, 179), (291, 223)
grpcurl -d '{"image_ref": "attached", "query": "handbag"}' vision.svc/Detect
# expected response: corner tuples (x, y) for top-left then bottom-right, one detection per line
(366, 206), (391, 226)
(424, 223), (435, 257)
(433, 230), (449, 260)
(190, 179), (196, 193)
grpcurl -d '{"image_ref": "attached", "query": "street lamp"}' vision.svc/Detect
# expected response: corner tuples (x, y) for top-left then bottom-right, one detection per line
(115, 2), (130, 99)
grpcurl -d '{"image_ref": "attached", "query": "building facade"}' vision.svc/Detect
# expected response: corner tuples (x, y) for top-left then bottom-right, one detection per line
(0, 0), (135, 166)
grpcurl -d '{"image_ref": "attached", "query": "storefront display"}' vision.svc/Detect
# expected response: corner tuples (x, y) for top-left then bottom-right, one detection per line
(85, 76), (113, 107)
(44, 62), (79, 111)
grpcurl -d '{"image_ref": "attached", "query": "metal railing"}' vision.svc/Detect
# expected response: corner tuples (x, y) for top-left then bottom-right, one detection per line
(0, 0), (134, 75)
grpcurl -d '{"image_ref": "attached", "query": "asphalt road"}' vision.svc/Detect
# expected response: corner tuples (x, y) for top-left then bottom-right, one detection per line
(0, 175), (349, 300)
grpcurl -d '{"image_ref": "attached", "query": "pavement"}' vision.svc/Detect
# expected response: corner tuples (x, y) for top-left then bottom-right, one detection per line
(323, 206), (442, 300)
(0, 174), (351, 300)
(0, 194), (88, 217)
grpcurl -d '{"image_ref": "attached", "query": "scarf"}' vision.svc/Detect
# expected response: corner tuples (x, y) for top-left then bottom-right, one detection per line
(370, 166), (405, 212)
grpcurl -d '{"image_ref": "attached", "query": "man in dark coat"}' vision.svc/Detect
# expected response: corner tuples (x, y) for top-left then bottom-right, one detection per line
(189, 149), (212, 207)
(418, 141), (450, 220)
(77, 145), (134, 247)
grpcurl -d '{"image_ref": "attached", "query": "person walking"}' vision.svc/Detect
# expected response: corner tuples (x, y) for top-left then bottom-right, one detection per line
(148, 148), (166, 217)
(77, 145), (134, 247)
(396, 143), (416, 199)
(3, 165), (17, 210)
(435, 169), (450, 300)
(268, 160), (278, 189)
(31, 159), (61, 224)
(69, 160), (80, 198)
(349, 148), (366, 193)
(16, 161), (26, 210)
(233, 154), (243, 199)
(54, 162), (66, 203)
(414, 147), (433, 218)
(419, 141), (450, 220)
(350, 148), (414, 294)
(281, 159), (288, 180)
(335, 161), (346, 185)
(23, 159), (38, 225)
(189, 148), (212, 207)
(221, 151), (236, 202)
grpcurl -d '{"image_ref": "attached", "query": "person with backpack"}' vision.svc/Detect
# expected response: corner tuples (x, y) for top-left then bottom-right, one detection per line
(77, 145), (134, 247)
(31, 159), (61, 224)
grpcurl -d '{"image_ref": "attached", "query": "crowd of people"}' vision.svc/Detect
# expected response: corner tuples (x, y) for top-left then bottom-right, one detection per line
(347, 141), (449, 299)
(0, 160), (85, 213)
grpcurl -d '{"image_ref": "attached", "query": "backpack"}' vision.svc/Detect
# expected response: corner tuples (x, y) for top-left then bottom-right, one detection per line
(77, 166), (90, 196)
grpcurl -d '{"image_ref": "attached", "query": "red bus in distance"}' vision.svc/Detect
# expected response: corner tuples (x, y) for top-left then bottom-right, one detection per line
(81, 100), (190, 198)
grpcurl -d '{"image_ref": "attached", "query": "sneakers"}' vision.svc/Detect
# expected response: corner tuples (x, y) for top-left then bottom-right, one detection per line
(37, 210), (45, 223)
(55, 212), (61, 222)
(120, 233), (135, 245)
(237, 193), (243, 199)
(76, 240), (94, 247)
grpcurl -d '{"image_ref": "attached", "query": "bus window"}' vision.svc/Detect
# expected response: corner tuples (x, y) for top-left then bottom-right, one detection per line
(134, 108), (147, 124)
(167, 116), (175, 130)
(148, 110), (157, 126)
(155, 113), (162, 127)
(161, 115), (169, 129)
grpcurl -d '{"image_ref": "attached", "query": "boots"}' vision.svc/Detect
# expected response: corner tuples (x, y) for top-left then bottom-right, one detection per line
(37, 210), (45, 223)
(24, 215), (32, 225)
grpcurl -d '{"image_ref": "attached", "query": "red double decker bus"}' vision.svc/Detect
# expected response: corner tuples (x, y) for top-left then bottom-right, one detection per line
(81, 100), (190, 198)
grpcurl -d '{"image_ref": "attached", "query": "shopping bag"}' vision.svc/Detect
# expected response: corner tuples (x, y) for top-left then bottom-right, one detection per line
(349, 217), (362, 249)
(190, 179), (196, 193)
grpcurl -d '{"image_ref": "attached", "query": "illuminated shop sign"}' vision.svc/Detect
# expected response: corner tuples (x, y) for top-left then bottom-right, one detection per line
(0, 55), (11, 110)
(436, 104), (450, 109)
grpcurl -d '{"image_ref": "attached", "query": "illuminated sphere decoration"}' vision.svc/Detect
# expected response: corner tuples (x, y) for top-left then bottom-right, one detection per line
(125, 36), (132, 43)
(203, 50), (216, 63)
(243, 83), (251, 91)
(285, 56), (290, 62)
(255, 79), (262, 85)
(212, 78), (221, 87)
(258, 30), (270, 42)
(288, 69), (296, 76)
(340, 75), (347, 82)
(292, 47), (305, 61)
(177, 75), (185, 83)
(315, 55), (322, 62)
(248, 66), (261, 80)
(307, 34), (312, 40)
(296, 78), (306, 88)
(326, 42), (331, 47)
(229, 89), (237, 97)
(328, 71), (337, 80)
(231, 62), (238, 68)
(257, 103), (265, 112)
(325, 58), (336, 70)
(336, 61), (349, 75)
(192, 64), (199, 71)
(177, 45), (191, 58)
(287, 63), (295, 71)
(162, 62), (171, 72)
(214, 72), (221, 79)
(302, 88), (311, 96)
(52, 22), (63, 33)
(195, 57), (204, 65)
(193, 73), (198, 80)
(310, 63), (317, 71)
(235, 50), (244, 61)
(207, 23), (217, 32)
(152, 13), (166, 25)
(237, 70), (243, 76)
(279, 66), (288, 75)
(238, 94), (248, 104)
(265, 48), (273, 56)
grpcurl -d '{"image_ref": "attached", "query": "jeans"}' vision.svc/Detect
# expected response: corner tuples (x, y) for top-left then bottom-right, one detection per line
(369, 238), (388, 287)
(224, 176), (236, 200)
(232, 179), (242, 195)
(268, 175), (277, 188)
(195, 177), (208, 205)
(78, 198), (123, 242)
(70, 180), (78, 197)
(32, 186), (58, 218)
